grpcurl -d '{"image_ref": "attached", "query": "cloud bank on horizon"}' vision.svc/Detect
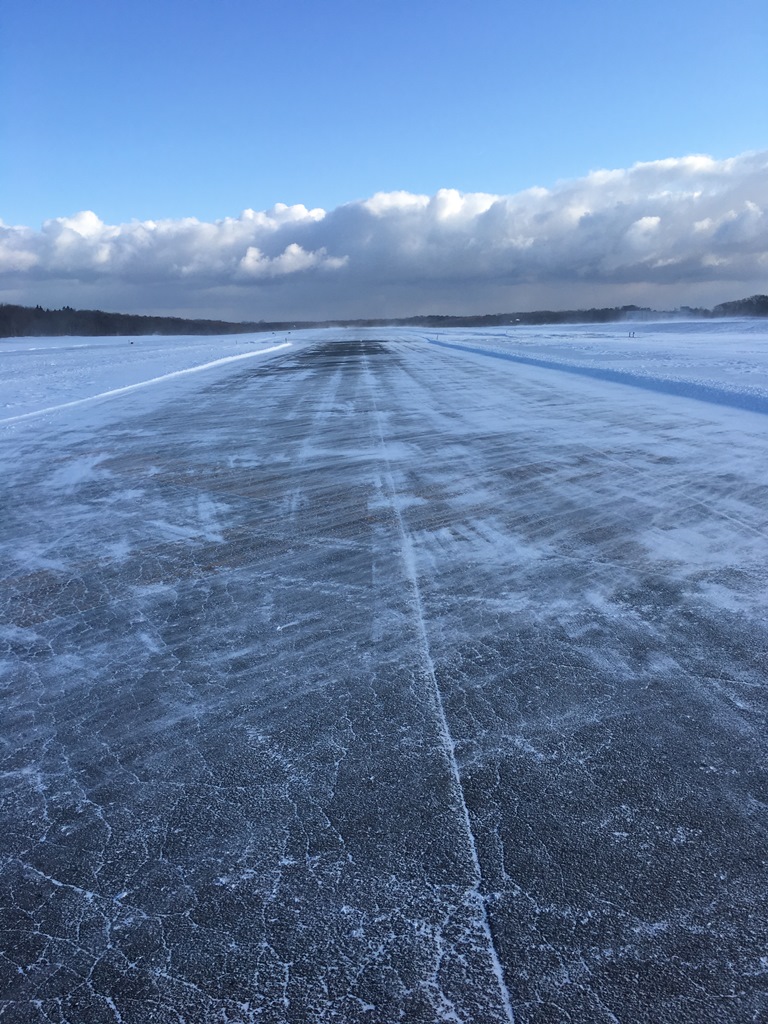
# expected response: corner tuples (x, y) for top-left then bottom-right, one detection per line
(2, 151), (767, 321)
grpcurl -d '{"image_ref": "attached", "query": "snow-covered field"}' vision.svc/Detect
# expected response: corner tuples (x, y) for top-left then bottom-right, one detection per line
(2, 321), (767, 1023)
(423, 318), (768, 414)
(0, 331), (311, 422)
(4, 319), (768, 421)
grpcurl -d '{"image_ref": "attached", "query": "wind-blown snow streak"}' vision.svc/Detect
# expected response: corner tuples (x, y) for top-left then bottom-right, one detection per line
(363, 354), (517, 1023)
(0, 342), (291, 423)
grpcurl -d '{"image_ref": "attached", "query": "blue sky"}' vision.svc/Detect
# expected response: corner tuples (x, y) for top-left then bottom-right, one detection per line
(2, 0), (767, 318)
(5, 0), (767, 225)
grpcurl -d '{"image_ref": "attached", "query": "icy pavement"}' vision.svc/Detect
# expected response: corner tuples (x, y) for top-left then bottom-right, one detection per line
(1, 325), (767, 1022)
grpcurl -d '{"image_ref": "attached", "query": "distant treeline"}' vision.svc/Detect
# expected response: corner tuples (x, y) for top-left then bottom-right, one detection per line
(1, 295), (767, 339)
(710, 294), (768, 318)
(0, 305), (268, 339)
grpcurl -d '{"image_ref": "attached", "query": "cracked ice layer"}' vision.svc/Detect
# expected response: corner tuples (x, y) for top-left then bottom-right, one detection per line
(2, 324), (768, 1022)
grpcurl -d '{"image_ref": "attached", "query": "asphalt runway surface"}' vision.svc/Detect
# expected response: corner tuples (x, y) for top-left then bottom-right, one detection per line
(2, 334), (767, 1022)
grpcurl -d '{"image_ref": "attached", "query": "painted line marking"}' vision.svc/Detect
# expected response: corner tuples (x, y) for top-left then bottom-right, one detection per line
(0, 342), (292, 424)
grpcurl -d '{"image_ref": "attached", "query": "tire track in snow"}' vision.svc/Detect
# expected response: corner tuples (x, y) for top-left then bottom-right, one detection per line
(363, 352), (517, 1024)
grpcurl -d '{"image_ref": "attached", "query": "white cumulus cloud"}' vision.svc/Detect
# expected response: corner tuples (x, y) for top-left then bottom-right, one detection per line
(2, 150), (767, 319)
(237, 243), (347, 278)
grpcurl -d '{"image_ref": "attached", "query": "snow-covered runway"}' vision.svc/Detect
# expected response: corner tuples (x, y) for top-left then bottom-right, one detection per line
(2, 324), (767, 1022)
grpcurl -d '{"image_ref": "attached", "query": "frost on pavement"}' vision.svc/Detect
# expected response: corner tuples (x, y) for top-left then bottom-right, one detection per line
(1, 323), (767, 1023)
